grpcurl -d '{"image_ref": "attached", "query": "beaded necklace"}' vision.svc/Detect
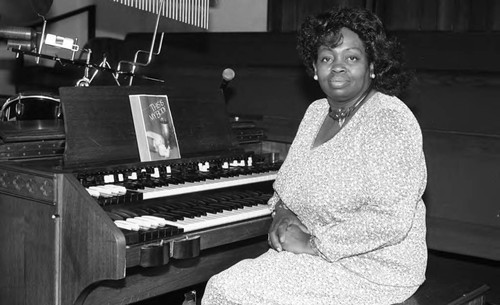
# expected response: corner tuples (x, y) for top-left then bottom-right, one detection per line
(328, 85), (373, 127)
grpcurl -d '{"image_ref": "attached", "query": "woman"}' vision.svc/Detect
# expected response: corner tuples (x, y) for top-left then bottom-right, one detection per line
(202, 7), (427, 305)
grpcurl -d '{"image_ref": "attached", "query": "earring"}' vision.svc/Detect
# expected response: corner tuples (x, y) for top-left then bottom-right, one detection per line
(313, 75), (318, 80)
(370, 73), (375, 79)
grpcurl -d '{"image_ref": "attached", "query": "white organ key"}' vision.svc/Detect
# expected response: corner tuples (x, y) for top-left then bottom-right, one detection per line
(86, 188), (101, 197)
(115, 220), (141, 231)
(140, 215), (169, 226)
(107, 184), (127, 195)
(89, 185), (126, 196)
(88, 186), (116, 196)
(126, 217), (157, 229)
(155, 204), (272, 233)
(137, 216), (165, 227)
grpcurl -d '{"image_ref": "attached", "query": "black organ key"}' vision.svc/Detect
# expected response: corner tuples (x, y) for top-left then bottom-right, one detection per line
(130, 207), (155, 216)
(112, 209), (135, 219)
(169, 210), (197, 219)
(107, 211), (124, 221)
(153, 210), (184, 220)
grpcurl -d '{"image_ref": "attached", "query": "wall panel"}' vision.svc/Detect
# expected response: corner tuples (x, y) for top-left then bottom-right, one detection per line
(269, 0), (500, 32)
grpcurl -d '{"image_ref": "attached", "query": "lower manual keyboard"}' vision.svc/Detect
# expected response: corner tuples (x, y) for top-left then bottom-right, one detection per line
(111, 190), (273, 245)
(159, 204), (271, 232)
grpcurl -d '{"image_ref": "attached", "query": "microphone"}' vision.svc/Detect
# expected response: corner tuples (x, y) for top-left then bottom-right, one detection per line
(219, 68), (235, 90)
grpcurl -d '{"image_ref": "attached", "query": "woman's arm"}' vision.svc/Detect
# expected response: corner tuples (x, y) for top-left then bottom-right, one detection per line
(312, 108), (426, 261)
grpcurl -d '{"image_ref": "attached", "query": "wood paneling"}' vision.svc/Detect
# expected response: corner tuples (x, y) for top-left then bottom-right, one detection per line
(269, 0), (500, 32)
(0, 193), (57, 305)
(377, 0), (423, 30)
(437, 0), (455, 31)
(267, 0), (367, 32)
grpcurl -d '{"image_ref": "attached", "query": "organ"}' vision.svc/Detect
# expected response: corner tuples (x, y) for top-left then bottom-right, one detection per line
(0, 84), (280, 304)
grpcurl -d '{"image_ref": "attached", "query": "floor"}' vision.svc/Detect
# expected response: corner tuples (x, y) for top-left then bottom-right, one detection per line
(425, 250), (500, 305)
(133, 250), (500, 305)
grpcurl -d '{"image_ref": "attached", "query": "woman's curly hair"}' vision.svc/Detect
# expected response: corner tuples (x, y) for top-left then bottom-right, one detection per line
(297, 7), (412, 96)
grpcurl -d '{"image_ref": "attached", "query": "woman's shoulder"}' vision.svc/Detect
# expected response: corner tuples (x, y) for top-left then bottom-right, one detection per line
(369, 92), (416, 118)
(371, 92), (408, 109)
(307, 98), (328, 109)
(303, 98), (328, 116)
(366, 92), (421, 130)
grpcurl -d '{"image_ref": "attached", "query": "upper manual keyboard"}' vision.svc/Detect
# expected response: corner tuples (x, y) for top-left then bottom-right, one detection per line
(81, 155), (281, 200)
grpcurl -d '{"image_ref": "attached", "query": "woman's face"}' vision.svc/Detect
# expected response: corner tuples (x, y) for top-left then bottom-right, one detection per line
(313, 27), (373, 105)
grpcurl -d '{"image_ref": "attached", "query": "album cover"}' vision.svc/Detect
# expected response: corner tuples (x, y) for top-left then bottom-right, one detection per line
(129, 94), (181, 161)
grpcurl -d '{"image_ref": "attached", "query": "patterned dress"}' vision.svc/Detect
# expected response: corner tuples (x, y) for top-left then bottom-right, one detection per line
(202, 92), (427, 305)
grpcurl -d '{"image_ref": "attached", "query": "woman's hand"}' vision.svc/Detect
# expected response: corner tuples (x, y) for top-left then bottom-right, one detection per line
(268, 202), (309, 252)
(280, 225), (317, 255)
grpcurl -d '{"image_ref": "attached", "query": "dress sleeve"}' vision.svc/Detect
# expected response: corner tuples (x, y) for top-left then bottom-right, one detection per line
(267, 191), (281, 211)
(312, 108), (427, 262)
(268, 100), (324, 213)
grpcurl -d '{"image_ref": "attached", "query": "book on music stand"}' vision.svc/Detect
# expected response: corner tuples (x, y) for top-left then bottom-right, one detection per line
(129, 94), (181, 161)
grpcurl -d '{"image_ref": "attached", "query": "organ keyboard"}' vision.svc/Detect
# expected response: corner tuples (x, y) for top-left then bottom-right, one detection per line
(83, 158), (277, 199)
(0, 85), (281, 305)
(76, 153), (279, 260)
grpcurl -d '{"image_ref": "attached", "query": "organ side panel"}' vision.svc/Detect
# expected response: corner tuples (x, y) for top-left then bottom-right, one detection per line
(59, 172), (127, 305)
(0, 166), (58, 305)
(0, 164), (127, 305)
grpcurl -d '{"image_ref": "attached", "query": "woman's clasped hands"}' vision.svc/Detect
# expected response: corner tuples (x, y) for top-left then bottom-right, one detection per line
(268, 202), (318, 256)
